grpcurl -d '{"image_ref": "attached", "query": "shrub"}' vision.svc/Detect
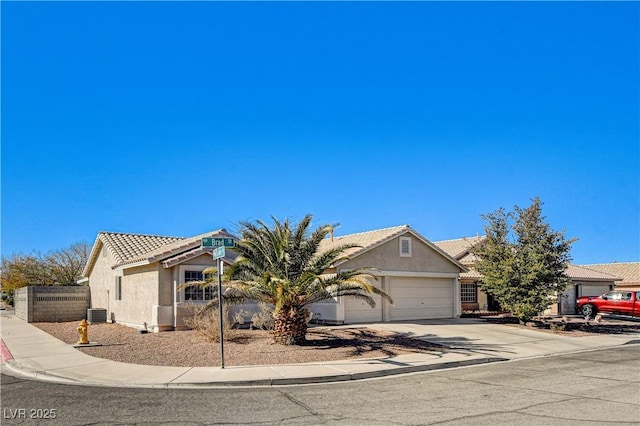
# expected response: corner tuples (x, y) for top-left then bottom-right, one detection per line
(184, 305), (237, 342)
(250, 303), (275, 331)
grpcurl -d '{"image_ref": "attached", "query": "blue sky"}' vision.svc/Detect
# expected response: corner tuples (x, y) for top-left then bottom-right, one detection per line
(2, 2), (638, 264)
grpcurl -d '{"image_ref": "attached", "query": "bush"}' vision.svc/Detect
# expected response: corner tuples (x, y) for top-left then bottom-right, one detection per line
(184, 305), (237, 342)
(250, 303), (275, 331)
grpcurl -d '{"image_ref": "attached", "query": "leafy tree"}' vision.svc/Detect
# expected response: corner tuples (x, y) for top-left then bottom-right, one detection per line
(0, 241), (90, 293)
(194, 215), (392, 345)
(470, 197), (576, 323)
(0, 253), (53, 293)
(45, 242), (90, 285)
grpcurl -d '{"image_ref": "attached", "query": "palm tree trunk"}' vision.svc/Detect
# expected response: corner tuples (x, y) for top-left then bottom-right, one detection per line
(273, 307), (309, 345)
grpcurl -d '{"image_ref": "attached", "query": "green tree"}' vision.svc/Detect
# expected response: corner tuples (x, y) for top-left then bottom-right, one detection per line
(0, 241), (90, 293)
(194, 215), (392, 345)
(471, 197), (576, 323)
(0, 253), (52, 293)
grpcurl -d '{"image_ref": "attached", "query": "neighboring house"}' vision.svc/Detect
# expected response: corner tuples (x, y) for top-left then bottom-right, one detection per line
(555, 264), (620, 315)
(579, 262), (640, 291)
(82, 225), (466, 331)
(81, 229), (238, 331)
(433, 236), (621, 315)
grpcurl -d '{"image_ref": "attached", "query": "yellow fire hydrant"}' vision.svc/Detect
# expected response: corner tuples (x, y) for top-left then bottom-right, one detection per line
(77, 319), (89, 345)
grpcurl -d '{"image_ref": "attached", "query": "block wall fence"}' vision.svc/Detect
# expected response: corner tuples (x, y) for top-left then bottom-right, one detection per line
(15, 286), (91, 323)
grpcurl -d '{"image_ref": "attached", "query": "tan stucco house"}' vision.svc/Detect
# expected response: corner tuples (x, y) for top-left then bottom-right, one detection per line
(81, 229), (238, 331)
(82, 225), (466, 331)
(434, 236), (621, 315)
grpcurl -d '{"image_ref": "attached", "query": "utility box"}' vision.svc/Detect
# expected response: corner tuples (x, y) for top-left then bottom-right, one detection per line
(87, 308), (107, 323)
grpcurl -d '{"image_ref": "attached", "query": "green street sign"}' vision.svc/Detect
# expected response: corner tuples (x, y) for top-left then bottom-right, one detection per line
(202, 237), (235, 248)
(213, 246), (225, 260)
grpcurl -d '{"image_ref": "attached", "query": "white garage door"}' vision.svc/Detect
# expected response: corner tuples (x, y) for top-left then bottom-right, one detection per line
(388, 277), (454, 321)
(344, 281), (382, 323)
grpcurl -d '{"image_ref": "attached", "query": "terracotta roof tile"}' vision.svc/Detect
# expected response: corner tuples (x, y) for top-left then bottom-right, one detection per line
(82, 229), (236, 276)
(580, 262), (640, 287)
(565, 264), (621, 281)
(318, 225), (466, 271)
(433, 236), (484, 258)
(99, 232), (184, 265)
(318, 225), (412, 259)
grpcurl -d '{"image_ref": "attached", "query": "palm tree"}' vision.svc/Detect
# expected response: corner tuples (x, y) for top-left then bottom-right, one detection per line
(198, 215), (392, 345)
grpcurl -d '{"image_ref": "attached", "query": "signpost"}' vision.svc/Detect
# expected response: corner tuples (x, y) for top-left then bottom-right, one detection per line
(202, 237), (234, 369)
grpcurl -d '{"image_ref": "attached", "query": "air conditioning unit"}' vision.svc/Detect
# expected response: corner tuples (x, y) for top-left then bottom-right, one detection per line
(87, 308), (107, 323)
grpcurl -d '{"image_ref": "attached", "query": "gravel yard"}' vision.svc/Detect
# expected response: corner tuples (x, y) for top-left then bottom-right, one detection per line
(33, 321), (447, 367)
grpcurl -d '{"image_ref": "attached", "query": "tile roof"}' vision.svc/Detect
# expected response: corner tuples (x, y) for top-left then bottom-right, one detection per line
(579, 262), (640, 287)
(99, 232), (184, 266)
(433, 236), (485, 260)
(437, 236), (621, 283)
(82, 229), (236, 276)
(565, 264), (621, 282)
(459, 264), (619, 282)
(460, 267), (483, 280)
(318, 225), (411, 259)
(433, 236), (486, 265)
(317, 225), (466, 271)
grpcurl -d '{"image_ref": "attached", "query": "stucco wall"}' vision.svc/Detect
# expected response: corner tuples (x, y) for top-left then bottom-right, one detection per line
(88, 244), (117, 317)
(337, 235), (461, 274)
(116, 263), (160, 329)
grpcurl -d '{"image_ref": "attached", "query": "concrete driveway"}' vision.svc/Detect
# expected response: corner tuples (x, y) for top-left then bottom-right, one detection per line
(367, 318), (640, 360)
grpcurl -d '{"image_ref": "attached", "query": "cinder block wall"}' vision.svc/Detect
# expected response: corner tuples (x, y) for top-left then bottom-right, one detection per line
(15, 286), (91, 323)
(14, 287), (32, 322)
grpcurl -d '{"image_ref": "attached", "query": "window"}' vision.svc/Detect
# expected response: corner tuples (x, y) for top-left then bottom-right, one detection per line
(115, 276), (122, 301)
(399, 237), (412, 257)
(184, 271), (214, 301)
(461, 283), (477, 303)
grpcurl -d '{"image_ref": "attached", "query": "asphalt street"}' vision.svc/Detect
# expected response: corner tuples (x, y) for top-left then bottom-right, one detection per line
(2, 345), (639, 425)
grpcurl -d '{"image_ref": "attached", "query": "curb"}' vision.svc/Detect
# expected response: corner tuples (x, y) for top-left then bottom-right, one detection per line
(166, 357), (509, 388)
(0, 356), (508, 388)
(1, 339), (14, 363)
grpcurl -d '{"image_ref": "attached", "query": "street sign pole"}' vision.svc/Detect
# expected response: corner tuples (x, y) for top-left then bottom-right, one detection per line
(217, 255), (225, 369)
(203, 238), (232, 369)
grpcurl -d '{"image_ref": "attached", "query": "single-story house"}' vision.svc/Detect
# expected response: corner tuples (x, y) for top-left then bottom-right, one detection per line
(433, 236), (621, 315)
(81, 229), (238, 331)
(81, 225), (466, 331)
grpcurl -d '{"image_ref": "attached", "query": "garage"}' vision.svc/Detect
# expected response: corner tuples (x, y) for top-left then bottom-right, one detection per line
(579, 284), (612, 297)
(388, 277), (454, 321)
(318, 225), (465, 324)
(343, 276), (456, 323)
(344, 280), (382, 323)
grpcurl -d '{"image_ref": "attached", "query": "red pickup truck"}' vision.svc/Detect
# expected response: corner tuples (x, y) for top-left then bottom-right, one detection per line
(576, 290), (640, 318)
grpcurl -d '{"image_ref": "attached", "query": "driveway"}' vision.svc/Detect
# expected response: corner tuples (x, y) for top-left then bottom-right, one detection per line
(367, 318), (640, 360)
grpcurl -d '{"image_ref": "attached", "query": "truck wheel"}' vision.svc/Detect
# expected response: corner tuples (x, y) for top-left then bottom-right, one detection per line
(580, 304), (597, 318)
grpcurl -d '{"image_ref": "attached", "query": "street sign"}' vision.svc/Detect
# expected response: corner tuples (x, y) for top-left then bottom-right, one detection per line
(202, 237), (234, 248)
(213, 246), (225, 260)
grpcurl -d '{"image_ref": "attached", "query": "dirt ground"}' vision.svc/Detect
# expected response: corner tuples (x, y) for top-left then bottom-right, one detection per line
(33, 321), (447, 367)
(32, 316), (640, 368)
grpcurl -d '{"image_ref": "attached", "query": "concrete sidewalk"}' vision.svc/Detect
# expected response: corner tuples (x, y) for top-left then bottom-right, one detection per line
(2, 314), (638, 388)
